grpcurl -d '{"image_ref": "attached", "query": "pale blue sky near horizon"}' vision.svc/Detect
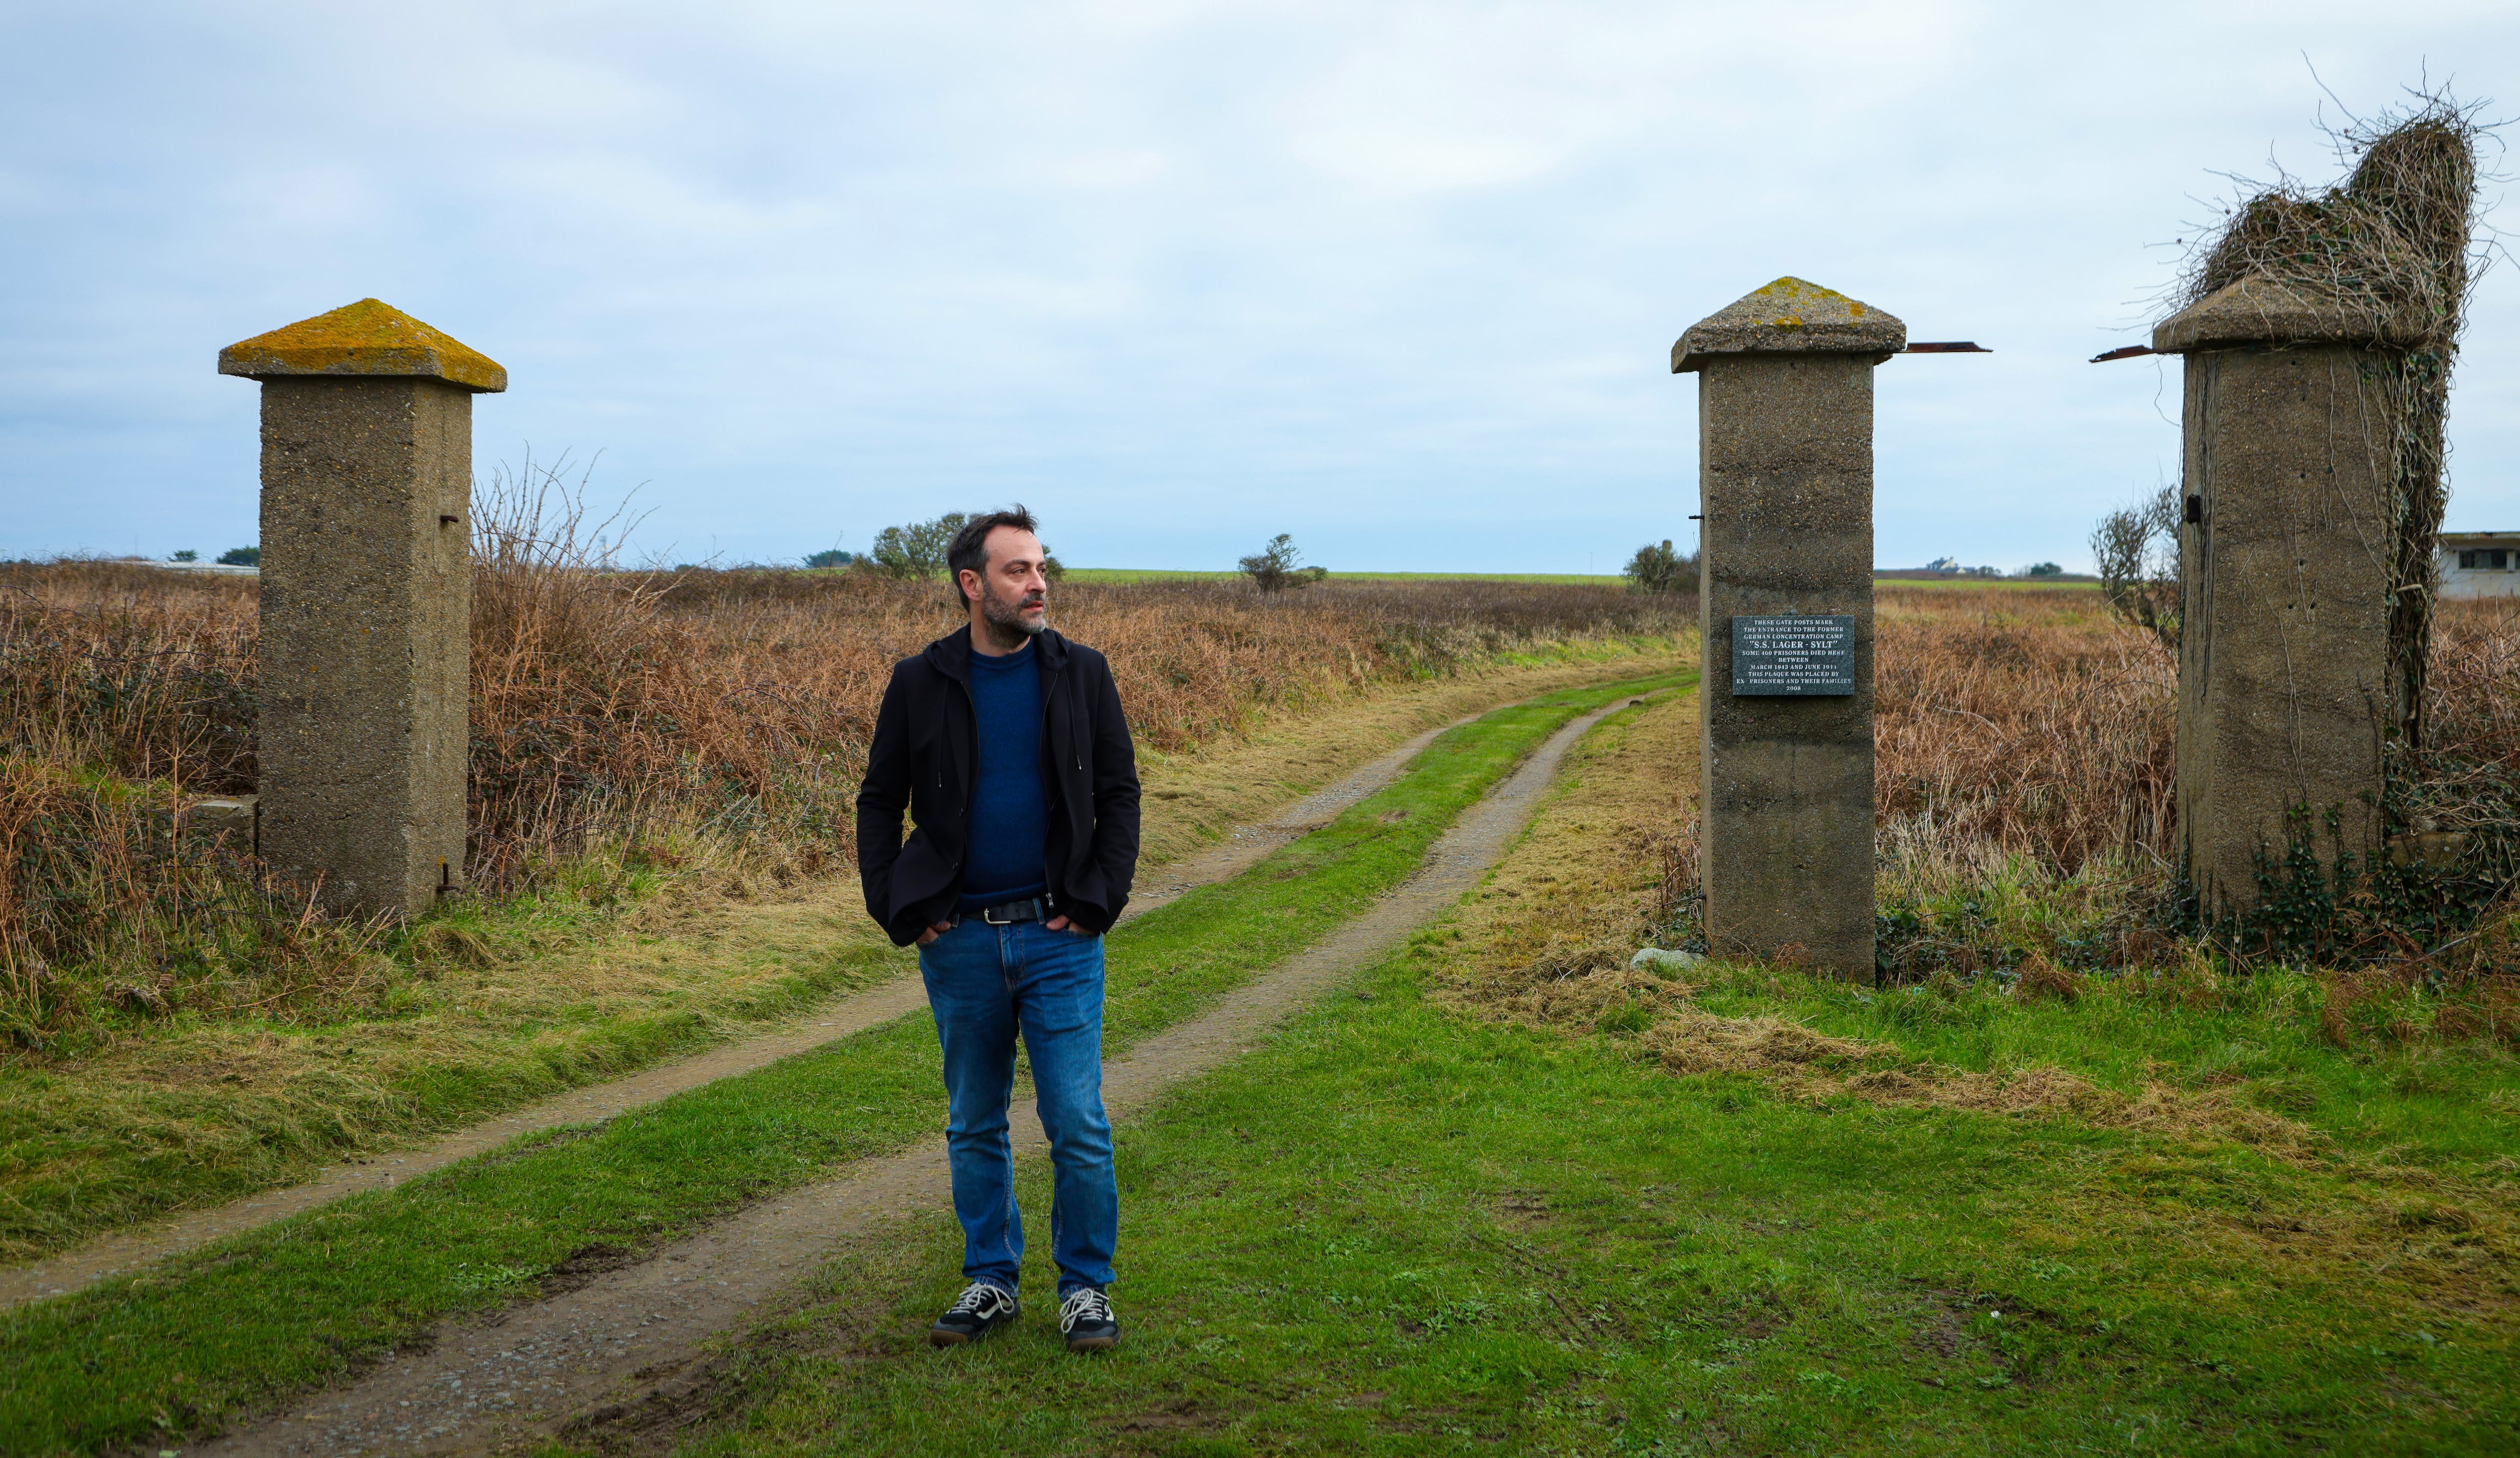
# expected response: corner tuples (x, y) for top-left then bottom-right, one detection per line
(5, 2), (2516, 575)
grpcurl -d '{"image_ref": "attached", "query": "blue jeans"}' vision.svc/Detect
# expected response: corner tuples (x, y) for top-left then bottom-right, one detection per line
(917, 917), (1116, 1296)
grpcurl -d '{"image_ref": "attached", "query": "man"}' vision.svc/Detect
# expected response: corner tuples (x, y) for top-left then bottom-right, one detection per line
(855, 506), (1140, 1353)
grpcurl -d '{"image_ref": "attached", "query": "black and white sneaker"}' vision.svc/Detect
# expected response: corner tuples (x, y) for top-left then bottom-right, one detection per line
(928, 1282), (1019, 1346)
(1059, 1285), (1120, 1352)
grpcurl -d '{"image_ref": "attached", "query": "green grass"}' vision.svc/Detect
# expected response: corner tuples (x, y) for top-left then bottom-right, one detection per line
(1682, 960), (2520, 1173)
(0, 853), (908, 1264)
(0, 670), (1690, 1455)
(573, 937), (2520, 1455)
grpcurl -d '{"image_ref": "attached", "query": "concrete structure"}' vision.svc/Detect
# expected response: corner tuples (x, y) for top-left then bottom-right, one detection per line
(219, 299), (505, 917)
(1674, 277), (1904, 976)
(2153, 276), (2413, 917)
(2440, 532), (2520, 599)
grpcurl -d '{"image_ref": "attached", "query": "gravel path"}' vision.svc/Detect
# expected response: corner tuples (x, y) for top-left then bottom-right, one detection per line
(198, 697), (1634, 1456)
(0, 714), (1468, 1313)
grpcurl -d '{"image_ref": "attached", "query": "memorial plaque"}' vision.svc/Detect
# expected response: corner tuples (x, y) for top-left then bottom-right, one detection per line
(1730, 615), (1856, 696)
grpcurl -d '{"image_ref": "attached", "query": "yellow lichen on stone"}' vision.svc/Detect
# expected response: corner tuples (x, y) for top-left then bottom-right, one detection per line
(1673, 276), (1905, 373)
(218, 298), (506, 393)
(1753, 276), (1859, 309)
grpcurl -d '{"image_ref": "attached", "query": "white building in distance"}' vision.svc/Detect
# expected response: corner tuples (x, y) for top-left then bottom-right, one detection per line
(2441, 531), (2520, 598)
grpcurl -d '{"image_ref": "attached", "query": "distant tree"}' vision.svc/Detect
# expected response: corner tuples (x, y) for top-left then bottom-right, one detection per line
(169, 549), (198, 563)
(215, 545), (259, 567)
(2090, 485), (2181, 652)
(2022, 561), (2063, 577)
(870, 513), (967, 579)
(1239, 534), (1325, 593)
(1964, 564), (2002, 578)
(804, 548), (853, 569)
(1622, 539), (1697, 594)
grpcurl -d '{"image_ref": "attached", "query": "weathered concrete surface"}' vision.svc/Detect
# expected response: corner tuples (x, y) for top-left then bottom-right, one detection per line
(1678, 279), (1902, 976)
(226, 300), (502, 918)
(2155, 275), (2432, 354)
(2157, 292), (2397, 918)
(1672, 275), (1905, 371)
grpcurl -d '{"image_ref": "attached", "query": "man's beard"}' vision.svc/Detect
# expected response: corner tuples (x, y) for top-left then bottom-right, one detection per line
(978, 578), (1046, 650)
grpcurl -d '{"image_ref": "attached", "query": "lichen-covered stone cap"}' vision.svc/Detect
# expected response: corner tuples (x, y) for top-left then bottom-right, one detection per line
(219, 298), (507, 393)
(1672, 277), (1905, 373)
(2152, 275), (2432, 354)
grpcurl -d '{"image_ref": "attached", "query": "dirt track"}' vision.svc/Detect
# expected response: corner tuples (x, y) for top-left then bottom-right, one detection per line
(198, 696), (1637, 1456)
(0, 714), (1470, 1314)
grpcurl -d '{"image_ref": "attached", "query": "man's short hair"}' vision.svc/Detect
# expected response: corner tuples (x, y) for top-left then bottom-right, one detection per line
(947, 506), (1041, 605)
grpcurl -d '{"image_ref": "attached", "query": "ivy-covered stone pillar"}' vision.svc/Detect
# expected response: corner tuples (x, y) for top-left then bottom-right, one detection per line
(2155, 277), (2413, 918)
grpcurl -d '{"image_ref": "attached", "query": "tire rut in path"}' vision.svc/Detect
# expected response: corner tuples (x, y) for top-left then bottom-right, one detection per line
(0, 714), (1473, 1313)
(203, 697), (1636, 1456)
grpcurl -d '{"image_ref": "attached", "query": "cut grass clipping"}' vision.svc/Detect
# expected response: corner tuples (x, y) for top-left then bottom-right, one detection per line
(555, 694), (2520, 1457)
(0, 670), (1689, 1454)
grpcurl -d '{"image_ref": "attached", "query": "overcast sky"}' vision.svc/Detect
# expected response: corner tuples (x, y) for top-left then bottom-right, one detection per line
(5, 2), (2515, 574)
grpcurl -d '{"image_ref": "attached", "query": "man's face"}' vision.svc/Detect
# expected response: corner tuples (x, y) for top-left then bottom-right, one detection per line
(966, 526), (1049, 637)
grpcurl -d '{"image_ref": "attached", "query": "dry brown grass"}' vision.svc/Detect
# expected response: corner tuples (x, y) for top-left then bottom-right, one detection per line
(1413, 657), (2327, 1157)
(466, 563), (1691, 885)
(0, 539), (1687, 1043)
(1871, 585), (2520, 978)
(1874, 585), (2175, 886)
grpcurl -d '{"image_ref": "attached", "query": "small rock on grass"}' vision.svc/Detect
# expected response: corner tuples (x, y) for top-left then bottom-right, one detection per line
(1630, 948), (1706, 978)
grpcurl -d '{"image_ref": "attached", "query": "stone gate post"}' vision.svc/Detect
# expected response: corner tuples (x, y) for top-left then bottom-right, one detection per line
(1674, 278), (1904, 976)
(219, 298), (505, 918)
(2154, 277), (2412, 917)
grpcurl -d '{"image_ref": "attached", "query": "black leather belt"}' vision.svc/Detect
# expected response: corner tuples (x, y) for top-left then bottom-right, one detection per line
(974, 894), (1054, 926)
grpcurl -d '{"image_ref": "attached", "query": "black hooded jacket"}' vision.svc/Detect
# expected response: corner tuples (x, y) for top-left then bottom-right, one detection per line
(854, 625), (1140, 946)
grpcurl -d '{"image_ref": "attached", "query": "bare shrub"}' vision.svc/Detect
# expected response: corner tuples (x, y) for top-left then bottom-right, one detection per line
(1622, 540), (1698, 596)
(1237, 534), (1325, 593)
(2089, 486), (2180, 653)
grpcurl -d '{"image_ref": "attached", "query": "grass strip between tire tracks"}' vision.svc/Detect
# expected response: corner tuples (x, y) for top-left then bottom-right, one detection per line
(547, 695), (2519, 1456)
(0, 670), (1691, 1454)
